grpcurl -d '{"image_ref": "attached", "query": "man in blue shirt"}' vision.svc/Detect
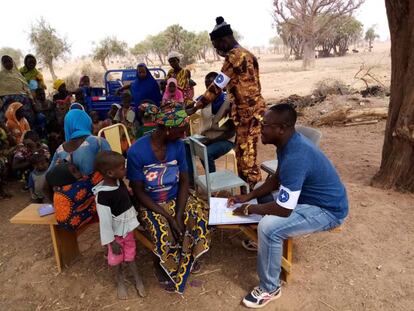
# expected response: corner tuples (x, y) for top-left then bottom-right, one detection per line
(185, 72), (235, 184)
(228, 104), (348, 308)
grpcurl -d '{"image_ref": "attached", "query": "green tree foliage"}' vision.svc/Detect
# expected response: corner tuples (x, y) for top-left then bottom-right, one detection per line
(365, 25), (379, 51)
(130, 40), (152, 65)
(0, 47), (23, 67)
(277, 21), (304, 59)
(132, 25), (244, 66)
(93, 37), (128, 70)
(148, 33), (169, 65)
(317, 16), (363, 57)
(29, 17), (70, 80)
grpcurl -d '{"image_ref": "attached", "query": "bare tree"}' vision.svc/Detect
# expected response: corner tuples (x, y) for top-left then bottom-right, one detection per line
(29, 18), (70, 80)
(372, 0), (414, 191)
(273, 0), (364, 70)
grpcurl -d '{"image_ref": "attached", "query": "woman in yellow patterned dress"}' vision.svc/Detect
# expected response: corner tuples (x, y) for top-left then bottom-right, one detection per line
(127, 106), (210, 294)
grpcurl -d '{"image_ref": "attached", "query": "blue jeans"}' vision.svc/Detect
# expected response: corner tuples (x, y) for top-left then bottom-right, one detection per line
(185, 140), (234, 182)
(257, 202), (344, 292)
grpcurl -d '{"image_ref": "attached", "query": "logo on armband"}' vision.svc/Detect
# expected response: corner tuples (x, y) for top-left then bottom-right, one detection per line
(215, 74), (225, 84)
(278, 189), (290, 203)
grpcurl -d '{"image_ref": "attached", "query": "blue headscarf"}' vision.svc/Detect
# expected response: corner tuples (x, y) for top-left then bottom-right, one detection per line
(64, 109), (92, 142)
(130, 63), (162, 107)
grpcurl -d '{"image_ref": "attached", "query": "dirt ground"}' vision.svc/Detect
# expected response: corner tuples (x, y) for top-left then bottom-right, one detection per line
(1, 42), (414, 311)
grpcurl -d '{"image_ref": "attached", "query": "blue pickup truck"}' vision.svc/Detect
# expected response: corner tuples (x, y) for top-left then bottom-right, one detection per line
(84, 67), (166, 119)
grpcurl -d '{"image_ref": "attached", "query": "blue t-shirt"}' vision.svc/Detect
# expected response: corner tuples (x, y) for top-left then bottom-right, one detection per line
(276, 132), (348, 219)
(48, 136), (111, 176)
(127, 135), (188, 203)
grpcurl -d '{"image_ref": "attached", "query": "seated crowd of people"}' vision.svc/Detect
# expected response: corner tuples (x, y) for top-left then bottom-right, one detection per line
(0, 50), (233, 297)
(2, 16), (349, 308)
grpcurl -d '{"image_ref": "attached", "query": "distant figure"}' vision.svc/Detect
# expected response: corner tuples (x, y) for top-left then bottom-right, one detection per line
(117, 63), (161, 107)
(0, 55), (35, 125)
(161, 78), (184, 108)
(166, 51), (194, 105)
(5, 102), (30, 143)
(52, 79), (71, 102)
(19, 54), (47, 90)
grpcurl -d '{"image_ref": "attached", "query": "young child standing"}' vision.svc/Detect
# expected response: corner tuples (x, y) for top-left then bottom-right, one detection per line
(28, 153), (49, 203)
(93, 151), (145, 300)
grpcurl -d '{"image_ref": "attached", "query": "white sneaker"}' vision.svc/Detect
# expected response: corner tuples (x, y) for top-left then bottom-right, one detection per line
(242, 286), (281, 309)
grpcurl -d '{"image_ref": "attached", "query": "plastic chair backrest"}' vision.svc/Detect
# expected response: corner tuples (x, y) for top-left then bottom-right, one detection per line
(189, 137), (211, 198)
(98, 123), (131, 154)
(295, 125), (322, 146)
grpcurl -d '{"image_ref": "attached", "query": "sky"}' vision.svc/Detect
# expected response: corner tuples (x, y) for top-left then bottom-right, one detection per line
(0, 0), (389, 57)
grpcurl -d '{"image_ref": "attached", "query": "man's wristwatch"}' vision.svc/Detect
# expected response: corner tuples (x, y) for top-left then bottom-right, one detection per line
(243, 204), (251, 216)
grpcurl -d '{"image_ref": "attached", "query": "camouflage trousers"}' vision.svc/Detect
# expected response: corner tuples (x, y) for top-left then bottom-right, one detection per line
(235, 117), (262, 189)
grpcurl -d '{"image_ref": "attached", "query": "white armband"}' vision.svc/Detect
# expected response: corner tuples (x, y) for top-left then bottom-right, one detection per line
(276, 185), (301, 210)
(213, 72), (231, 89)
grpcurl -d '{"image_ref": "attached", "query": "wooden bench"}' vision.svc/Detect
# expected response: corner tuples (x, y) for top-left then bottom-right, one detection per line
(10, 204), (92, 273)
(134, 224), (293, 282)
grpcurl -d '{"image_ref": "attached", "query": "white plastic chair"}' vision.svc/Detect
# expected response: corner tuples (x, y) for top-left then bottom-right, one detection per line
(260, 125), (322, 175)
(189, 137), (249, 204)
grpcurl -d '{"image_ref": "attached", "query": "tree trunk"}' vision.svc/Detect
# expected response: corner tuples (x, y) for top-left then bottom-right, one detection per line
(101, 58), (108, 71)
(47, 60), (57, 81)
(302, 37), (315, 70)
(372, 0), (414, 191)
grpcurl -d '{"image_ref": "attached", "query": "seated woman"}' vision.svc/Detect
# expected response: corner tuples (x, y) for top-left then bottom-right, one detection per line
(117, 63), (161, 108)
(19, 54), (47, 90)
(5, 102), (30, 143)
(46, 109), (111, 230)
(161, 78), (184, 109)
(127, 107), (210, 294)
(0, 55), (35, 125)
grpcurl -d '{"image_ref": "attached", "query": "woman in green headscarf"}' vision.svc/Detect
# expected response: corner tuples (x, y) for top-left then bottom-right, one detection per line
(127, 106), (210, 294)
(19, 54), (47, 90)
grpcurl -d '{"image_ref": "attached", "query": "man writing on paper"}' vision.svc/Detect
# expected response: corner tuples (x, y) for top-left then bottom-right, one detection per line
(228, 104), (348, 309)
(188, 17), (266, 190)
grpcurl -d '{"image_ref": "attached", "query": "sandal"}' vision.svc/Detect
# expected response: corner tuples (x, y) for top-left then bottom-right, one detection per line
(242, 240), (258, 252)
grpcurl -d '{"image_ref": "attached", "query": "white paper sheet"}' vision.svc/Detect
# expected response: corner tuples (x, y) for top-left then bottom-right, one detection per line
(208, 197), (262, 225)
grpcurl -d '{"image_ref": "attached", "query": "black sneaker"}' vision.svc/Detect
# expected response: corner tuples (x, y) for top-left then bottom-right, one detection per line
(242, 286), (281, 308)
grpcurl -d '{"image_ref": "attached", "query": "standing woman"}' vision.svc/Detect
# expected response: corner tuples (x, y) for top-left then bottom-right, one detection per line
(166, 52), (193, 106)
(0, 55), (35, 125)
(19, 54), (47, 90)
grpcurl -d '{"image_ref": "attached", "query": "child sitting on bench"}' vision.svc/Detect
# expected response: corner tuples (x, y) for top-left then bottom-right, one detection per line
(93, 151), (146, 300)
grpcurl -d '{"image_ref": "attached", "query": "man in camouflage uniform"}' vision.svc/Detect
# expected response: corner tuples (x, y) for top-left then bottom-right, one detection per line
(190, 16), (266, 189)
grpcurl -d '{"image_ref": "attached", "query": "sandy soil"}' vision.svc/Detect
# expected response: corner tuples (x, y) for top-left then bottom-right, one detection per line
(1, 42), (413, 311)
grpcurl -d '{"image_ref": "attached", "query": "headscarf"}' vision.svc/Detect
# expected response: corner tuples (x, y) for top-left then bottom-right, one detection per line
(130, 63), (162, 107)
(0, 60), (31, 97)
(79, 76), (90, 87)
(162, 78), (184, 103)
(64, 109), (92, 142)
(155, 105), (189, 128)
(53, 79), (65, 91)
(167, 51), (183, 61)
(5, 102), (30, 143)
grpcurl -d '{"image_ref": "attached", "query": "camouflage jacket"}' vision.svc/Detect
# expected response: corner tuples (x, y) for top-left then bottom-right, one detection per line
(200, 46), (266, 125)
